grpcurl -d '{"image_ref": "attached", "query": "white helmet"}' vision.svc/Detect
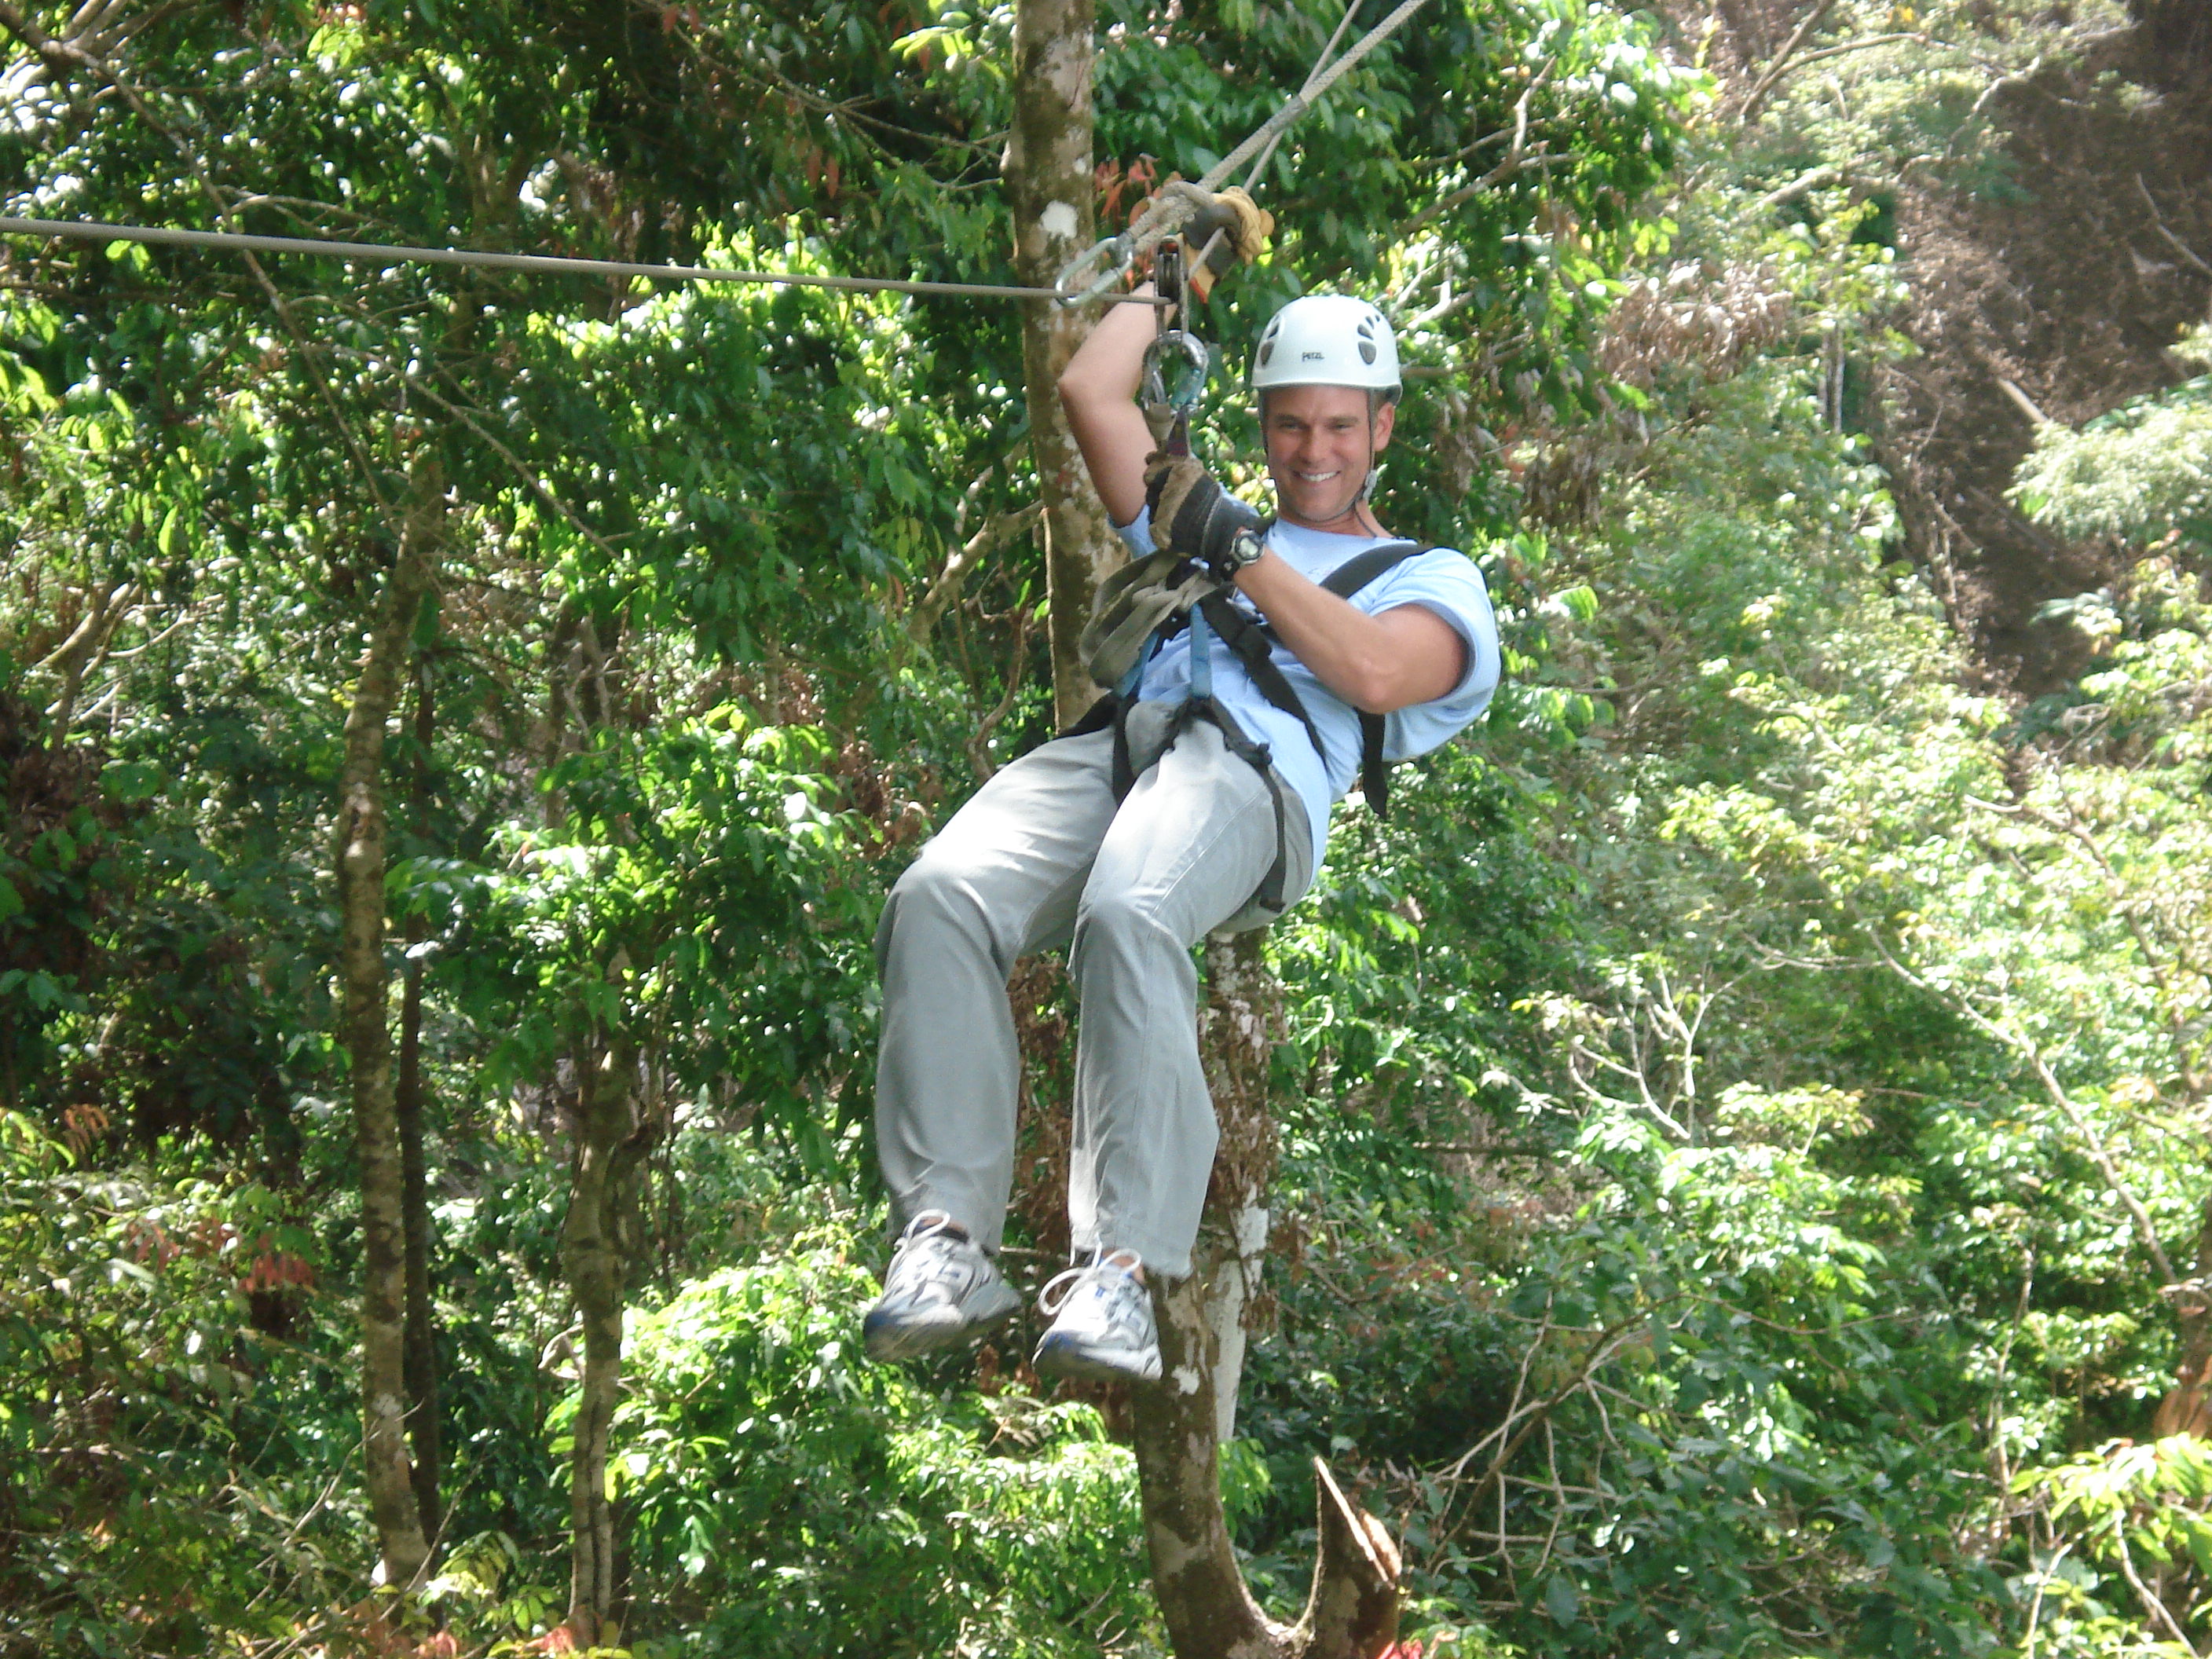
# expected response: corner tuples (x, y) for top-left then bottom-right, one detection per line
(1250, 294), (1401, 397)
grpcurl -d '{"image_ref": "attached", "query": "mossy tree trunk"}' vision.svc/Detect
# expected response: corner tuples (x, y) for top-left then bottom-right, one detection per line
(1130, 930), (1403, 1659)
(560, 1034), (660, 1646)
(335, 463), (441, 1593)
(396, 657), (442, 1547)
(1006, 0), (1125, 728)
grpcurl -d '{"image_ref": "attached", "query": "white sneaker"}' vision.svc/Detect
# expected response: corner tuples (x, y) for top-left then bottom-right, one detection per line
(862, 1212), (1023, 1361)
(1031, 1251), (1162, 1384)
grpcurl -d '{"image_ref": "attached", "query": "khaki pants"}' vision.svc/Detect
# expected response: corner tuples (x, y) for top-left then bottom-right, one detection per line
(873, 714), (1314, 1277)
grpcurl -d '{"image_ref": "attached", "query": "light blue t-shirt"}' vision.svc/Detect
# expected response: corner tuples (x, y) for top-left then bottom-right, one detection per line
(1113, 510), (1501, 871)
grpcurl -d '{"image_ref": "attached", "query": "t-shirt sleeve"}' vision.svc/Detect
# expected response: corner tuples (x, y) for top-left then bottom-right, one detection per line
(1115, 505), (1159, 558)
(1359, 548), (1503, 760)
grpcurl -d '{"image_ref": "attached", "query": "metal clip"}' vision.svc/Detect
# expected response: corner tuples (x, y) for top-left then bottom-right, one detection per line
(1141, 328), (1211, 414)
(1053, 233), (1134, 306)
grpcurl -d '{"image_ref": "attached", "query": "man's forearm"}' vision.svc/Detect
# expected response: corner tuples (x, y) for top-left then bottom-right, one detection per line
(1234, 552), (1466, 714)
(1059, 284), (1170, 526)
(1060, 280), (1163, 403)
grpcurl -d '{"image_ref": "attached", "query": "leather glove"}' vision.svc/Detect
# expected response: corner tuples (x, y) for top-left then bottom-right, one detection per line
(1144, 452), (1264, 580)
(1177, 185), (1274, 302)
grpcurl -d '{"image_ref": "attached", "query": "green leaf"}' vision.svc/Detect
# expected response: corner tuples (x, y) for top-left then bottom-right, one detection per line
(101, 762), (162, 805)
(1543, 1573), (1580, 1624)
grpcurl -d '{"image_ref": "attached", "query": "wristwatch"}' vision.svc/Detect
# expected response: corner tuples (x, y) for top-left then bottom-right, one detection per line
(1214, 525), (1266, 579)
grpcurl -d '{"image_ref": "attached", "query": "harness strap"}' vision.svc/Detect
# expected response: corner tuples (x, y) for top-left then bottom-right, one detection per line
(1317, 541), (1428, 601)
(1197, 591), (1324, 756)
(1185, 696), (1292, 913)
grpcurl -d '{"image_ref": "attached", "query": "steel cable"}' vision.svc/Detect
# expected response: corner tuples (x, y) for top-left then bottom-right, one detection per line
(0, 214), (1170, 305)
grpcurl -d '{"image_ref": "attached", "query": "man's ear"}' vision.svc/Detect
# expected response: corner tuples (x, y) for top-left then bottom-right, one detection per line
(1371, 397), (1397, 453)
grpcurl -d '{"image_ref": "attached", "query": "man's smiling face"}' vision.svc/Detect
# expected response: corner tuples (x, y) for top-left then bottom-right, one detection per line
(1261, 383), (1397, 530)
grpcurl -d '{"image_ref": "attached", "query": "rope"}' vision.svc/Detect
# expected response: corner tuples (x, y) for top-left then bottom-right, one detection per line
(1188, 0), (1374, 276)
(1189, 0), (1433, 198)
(1063, 0), (1435, 299)
(0, 215), (1171, 306)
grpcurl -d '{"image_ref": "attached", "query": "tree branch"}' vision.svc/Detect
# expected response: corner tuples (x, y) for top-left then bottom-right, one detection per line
(910, 501), (1043, 645)
(2137, 173), (2212, 280)
(1440, 1313), (1649, 1550)
(963, 602), (1033, 783)
(1738, 0), (1842, 124)
(1859, 920), (2178, 1287)
(1757, 163), (1843, 212)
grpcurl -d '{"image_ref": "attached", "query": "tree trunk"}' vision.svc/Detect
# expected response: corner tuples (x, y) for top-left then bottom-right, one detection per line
(1128, 930), (1403, 1659)
(559, 1035), (657, 1646)
(336, 472), (440, 1593)
(1006, 0), (1125, 729)
(2153, 1192), (2212, 1438)
(397, 658), (442, 1547)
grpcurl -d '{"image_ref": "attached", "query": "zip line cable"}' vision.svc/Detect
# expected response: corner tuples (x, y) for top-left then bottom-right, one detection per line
(0, 0), (1430, 307)
(0, 215), (1170, 305)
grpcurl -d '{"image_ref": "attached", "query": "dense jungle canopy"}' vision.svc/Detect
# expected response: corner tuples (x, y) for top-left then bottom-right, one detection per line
(7, 0), (2212, 1654)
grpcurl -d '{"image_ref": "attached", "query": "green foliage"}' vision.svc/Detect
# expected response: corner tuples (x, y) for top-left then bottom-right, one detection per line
(2013, 330), (2212, 550)
(610, 1238), (1156, 1656)
(10, 2), (2212, 1657)
(0, 1111), (363, 1652)
(423, 708), (876, 1158)
(2012, 1437), (2212, 1654)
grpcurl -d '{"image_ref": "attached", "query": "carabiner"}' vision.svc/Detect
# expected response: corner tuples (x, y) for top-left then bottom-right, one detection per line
(1054, 233), (1134, 307)
(1141, 328), (1211, 414)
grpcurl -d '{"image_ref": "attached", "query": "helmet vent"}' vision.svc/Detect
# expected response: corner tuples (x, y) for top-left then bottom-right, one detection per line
(1359, 342), (1376, 364)
(1258, 340), (1275, 365)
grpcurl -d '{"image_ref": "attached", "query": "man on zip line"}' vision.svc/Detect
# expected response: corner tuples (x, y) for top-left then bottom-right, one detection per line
(863, 198), (1501, 1384)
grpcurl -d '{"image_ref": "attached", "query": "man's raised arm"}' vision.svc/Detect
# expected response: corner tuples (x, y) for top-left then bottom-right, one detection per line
(1057, 282), (1163, 527)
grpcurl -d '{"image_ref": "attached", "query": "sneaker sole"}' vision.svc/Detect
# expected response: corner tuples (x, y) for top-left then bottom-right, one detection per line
(1031, 1335), (1162, 1385)
(862, 1288), (1021, 1363)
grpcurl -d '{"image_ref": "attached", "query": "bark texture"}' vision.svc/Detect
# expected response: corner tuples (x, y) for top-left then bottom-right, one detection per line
(1128, 931), (1401, 1659)
(397, 661), (441, 1545)
(2154, 1193), (2212, 1439)
(559, 1036), (659, 1645)
(336, 474), (439, 1592)
(1005, 0), (1125, 728)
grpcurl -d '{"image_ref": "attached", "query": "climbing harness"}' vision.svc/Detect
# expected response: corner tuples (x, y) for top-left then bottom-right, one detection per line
(1055, 0), (1436, 306)
(1068, 540), (1433, 915)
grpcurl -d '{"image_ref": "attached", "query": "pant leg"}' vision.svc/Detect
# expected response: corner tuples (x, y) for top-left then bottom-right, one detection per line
(873, 730), (1118, 1253)
(1064, 720), (1307, 1278)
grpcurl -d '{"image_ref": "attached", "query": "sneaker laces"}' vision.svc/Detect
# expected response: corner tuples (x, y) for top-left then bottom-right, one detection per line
(1038, 1251), (1145, 1320)
(897, 1210), (963, 1250)
(888, 1211), (980, 1287)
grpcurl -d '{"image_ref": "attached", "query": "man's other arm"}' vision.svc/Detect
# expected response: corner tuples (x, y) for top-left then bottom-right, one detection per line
(1235, 555), (1467, 715)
